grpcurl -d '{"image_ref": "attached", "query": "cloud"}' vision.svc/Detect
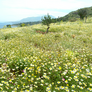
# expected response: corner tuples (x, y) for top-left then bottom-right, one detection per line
(1, 0), (92, 10)
(0, 0), (92, 22)
(0, 7), (68, 21)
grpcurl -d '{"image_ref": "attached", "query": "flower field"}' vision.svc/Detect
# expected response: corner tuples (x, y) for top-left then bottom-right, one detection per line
(0, 21), (92, 92)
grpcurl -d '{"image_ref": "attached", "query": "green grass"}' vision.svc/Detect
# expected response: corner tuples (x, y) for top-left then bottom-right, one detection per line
(0, 20), (92, 92)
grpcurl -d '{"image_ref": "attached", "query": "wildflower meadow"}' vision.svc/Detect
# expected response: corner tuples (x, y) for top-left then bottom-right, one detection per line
(0, 20), (92, 92)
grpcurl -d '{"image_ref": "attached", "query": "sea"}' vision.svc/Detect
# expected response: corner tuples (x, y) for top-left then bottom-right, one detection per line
(0, 22), (17, 29)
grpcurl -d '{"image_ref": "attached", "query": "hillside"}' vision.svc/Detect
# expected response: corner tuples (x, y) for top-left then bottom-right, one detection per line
(0, 20), (92, 91)
(12, 15), (55, 26)
(56, 6), (92, 22)
(13, 6), (92, 26)
(19, 15), (55, 23)
(20, 16), (42, 22)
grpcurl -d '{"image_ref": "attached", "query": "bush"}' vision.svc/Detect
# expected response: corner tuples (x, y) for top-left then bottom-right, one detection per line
(20, 23), (26, 27)
(6, 25), (11, 28)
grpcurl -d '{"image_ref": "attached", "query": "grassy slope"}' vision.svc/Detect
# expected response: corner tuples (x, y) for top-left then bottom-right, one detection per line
(0, 20), (92, 92)
(56, 6), (92, 22)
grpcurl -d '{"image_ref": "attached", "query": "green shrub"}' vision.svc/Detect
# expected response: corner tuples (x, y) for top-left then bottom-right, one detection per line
(6, 25), (11, 28)
(20, 23), (26, 27)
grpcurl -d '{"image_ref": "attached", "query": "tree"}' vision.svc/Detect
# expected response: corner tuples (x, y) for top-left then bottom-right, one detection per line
(6, 25), (11, 28)
(41, 14), (52, 33)
(77, 8), (87, 22)
(20, 23), (26, 27)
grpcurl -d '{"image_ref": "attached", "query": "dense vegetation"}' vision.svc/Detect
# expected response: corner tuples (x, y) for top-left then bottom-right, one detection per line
(55, 6), (92, 22)
(13, 21), (41, 27)
(0, 17), (92, 92)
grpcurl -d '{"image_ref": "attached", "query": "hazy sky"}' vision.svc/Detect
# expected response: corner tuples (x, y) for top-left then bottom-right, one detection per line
(0, 0), (92, 22)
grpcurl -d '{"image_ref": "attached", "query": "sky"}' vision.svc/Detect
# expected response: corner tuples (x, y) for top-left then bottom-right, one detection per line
(0, 0), (92, 22)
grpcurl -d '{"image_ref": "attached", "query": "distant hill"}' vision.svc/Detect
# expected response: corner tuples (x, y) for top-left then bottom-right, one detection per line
(55, 6), (92, 22)
(12, 15), (55, 26)
(19, 15), (55, 23)
(12, 6), (92, 26)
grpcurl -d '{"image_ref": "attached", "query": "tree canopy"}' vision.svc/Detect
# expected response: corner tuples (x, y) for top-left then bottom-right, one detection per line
(77, 8), (87, 20)
(41, 14), (52, 33)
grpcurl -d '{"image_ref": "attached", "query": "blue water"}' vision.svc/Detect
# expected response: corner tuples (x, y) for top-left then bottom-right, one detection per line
(0, 23), (7, 29)
(0, 23), (17, 29)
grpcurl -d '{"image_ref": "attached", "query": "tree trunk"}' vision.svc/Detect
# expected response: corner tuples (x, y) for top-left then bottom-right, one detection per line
(46, 26), (50, 33)
(85, 16), (87, 23)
